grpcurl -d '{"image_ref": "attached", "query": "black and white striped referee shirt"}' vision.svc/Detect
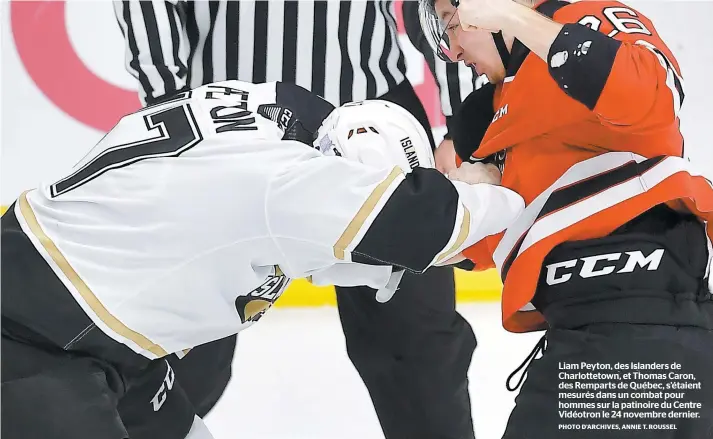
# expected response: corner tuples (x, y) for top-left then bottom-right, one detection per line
(113, 0), (480, 122)
(401, 0), (488, 133)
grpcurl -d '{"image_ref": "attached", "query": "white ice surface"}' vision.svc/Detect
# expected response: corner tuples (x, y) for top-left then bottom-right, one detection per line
(203, 302), (543, 439)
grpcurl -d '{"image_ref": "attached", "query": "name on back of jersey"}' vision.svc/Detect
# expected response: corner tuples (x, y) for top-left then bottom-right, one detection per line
(205, 85), (258, 133)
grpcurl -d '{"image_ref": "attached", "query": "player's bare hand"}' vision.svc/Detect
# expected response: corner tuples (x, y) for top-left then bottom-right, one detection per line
(458, 0), (518, 33)
(435, 138), (458, 174)
(448, 162), (501, 185)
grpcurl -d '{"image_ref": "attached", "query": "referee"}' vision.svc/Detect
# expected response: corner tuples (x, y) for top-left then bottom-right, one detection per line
(402, 0), (490, 174)
(114, 2), (480, 438)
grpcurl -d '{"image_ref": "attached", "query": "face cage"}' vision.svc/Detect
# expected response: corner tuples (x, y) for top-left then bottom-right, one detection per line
(418, 0), (460, 63)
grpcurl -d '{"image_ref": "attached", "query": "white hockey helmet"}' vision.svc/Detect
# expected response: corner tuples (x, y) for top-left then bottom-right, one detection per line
(314, 100), (435, 171)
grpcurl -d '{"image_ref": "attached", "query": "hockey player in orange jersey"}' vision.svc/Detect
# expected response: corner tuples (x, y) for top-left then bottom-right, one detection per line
(418, 0), (713, 437)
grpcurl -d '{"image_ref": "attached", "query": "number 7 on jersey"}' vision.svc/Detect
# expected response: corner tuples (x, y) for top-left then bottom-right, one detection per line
(51, 98), (203, 197)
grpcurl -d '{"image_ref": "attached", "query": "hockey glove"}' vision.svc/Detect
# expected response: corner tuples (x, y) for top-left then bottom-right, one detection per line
(450, 83), (507, 173)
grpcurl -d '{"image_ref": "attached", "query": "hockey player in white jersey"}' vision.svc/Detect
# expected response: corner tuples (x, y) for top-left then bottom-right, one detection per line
(1, 80), (521, 439)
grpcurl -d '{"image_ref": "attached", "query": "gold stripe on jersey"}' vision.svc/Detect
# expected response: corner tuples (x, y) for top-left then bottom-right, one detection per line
(18, 191), (168, 358)
(435, 206), (471, 264)
(334, 167), (403, 260)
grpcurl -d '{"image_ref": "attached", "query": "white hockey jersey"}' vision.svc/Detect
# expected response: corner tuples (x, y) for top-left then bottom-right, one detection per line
(13, 81), (524, 359)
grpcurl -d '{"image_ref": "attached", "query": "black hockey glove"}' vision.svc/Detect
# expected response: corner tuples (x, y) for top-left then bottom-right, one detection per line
(450, 83), (506, 173)
(258, 82), (335, 146)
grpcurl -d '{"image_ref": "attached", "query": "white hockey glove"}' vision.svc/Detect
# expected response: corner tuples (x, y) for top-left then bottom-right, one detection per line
(374, 269), (406, 303)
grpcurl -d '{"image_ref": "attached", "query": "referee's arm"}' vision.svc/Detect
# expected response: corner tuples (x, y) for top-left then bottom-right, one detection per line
(114, 0), (190, 105)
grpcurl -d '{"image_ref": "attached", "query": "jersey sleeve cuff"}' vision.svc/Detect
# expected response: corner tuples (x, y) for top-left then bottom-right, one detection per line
(547, 23), (621, 110)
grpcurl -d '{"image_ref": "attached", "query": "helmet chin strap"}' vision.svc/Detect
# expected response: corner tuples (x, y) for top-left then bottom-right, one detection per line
(492, 31), (511, 70)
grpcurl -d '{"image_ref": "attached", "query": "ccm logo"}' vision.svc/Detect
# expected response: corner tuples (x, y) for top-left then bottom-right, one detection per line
(545, 249), (664, 286)
(150, 361), (176, 412)
(279, 109), (293, 131)
(492, 104), (508, 122)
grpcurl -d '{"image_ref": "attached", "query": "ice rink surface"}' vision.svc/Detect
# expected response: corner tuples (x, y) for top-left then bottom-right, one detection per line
(203, 302), (543, 439)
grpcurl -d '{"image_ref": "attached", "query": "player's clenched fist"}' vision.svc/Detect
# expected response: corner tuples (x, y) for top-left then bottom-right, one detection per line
(435, 139), (458, 174)
(448, 162), (502, 185)
(457, 0), (518, 33)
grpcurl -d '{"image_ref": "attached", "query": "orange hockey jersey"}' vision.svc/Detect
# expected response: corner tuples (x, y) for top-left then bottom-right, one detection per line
(461, 0), (713, 333)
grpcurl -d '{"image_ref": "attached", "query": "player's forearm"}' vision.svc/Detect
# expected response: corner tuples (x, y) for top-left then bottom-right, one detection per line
(344, 168), (524, 273)
(498, 1), (563, 63)
(267, 157), (523, 276)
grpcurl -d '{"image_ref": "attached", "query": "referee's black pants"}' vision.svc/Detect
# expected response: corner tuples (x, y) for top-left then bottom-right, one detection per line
(141, 80), (477, 439)
(335, 80), (477, 439)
